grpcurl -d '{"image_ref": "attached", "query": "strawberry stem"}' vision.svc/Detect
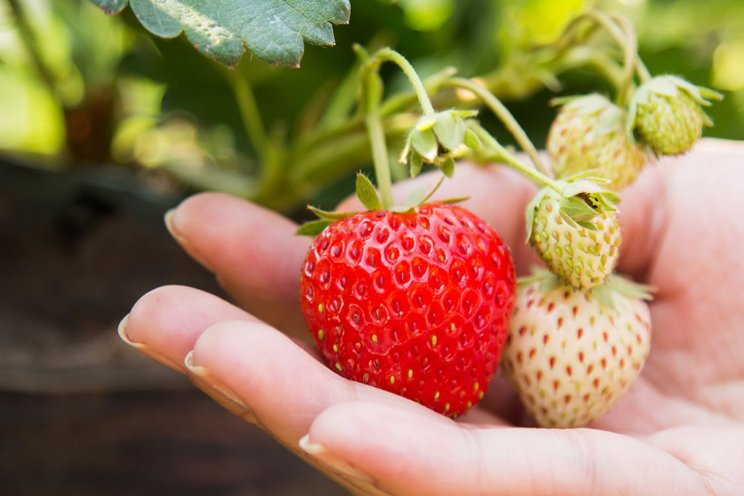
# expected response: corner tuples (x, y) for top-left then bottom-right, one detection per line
(609, 13), (652, 83)
(445, 77), (550, 177)
(366, 48), (437, 116)
(471, 125), (563, 193)
(356, 45), (395, 209)
(581, 11), (638, 106)
(365, 111), (394, 209)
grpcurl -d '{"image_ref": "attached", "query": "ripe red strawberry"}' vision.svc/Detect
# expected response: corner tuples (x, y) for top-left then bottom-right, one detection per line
(300, 203), (516, 417)
(502, 271), (652, 428)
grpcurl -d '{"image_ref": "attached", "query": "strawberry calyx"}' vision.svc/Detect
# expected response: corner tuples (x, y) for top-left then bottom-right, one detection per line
(525, 178), (619, 240)
(628, 75), (722, 129)
(400, 110), (481, 178)
(518, 268), (654, 311)
(627, 75), (723, 155)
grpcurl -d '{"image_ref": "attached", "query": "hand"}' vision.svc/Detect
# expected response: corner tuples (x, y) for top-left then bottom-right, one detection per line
(119, 139), (744, 495)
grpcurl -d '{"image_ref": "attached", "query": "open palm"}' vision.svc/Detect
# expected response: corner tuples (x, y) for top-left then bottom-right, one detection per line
(121, 140), (744, 495)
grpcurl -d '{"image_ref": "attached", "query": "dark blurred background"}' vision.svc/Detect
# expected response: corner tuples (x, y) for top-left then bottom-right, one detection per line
(1, 0), (742, 494)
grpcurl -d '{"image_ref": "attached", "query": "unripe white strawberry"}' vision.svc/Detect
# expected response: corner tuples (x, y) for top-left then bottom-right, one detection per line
(526, 181), (621, 290)
(502, 271), (652, 428)
(547, 94), (648, 191)
(628, 75), (722, 156)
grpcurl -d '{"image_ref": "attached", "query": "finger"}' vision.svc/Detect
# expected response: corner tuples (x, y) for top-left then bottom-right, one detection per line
(165, 192), (311, 337)
(617, 141), (744, 283)
(186, 320), (449, 443)
(303, 401), (710, 496)
(120, 285), (257, 372)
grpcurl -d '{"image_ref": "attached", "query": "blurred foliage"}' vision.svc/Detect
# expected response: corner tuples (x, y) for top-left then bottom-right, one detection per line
(1, 0), (742, 213)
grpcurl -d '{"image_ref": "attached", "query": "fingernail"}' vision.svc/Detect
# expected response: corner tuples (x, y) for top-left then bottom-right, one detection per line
(164, 208), (179, 239)
(299, 434), (374, 485)
(164, 208), (214, 272)
(117, 314), (144, 349)
(184, 351), (257, 423)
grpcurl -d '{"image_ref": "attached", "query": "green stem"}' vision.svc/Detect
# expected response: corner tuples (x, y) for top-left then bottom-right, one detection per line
(445, 77), (549, 176)
(365, 111), (394, 209)
(610, 14), (652, 83)
(369, 48), (437, 115)
(471, 125), (562, 193)
(225, 69), (270, 164)
(581, 11), (638, 106)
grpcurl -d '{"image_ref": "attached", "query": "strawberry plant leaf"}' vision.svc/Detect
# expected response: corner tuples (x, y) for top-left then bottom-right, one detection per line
(90, 0), (351, 67)
(356, 173), (382, 211)
(296, 218), (332, 236)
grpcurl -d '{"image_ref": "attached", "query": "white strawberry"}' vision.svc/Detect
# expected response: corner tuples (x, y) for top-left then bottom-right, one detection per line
(548, 94), (649, 191)
(502, 270), (652, 428)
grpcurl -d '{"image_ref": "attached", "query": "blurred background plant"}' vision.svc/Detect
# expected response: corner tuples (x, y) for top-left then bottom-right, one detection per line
(1, 0), (742, 216)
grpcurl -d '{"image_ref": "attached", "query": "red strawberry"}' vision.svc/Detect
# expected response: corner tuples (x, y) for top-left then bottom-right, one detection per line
(300, 203), (516, 417)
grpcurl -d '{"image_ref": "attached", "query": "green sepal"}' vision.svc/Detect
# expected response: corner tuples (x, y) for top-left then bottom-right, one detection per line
(517, 268), (562, 292)
(438, 196), (470, 204)
(560, 195), (601, 226)
(306, 205), (358, 221)
(356, 173), (383, 211)
(592, 274), (655, 311)
(409, 152), (424, 178)
(439, 157), (455, 178)
(296, 219), (333, 236)
(410, 127), (438, 162)
(463, 128), (482, 150)
(432, 111), (466, 152)
(524, 187), (552, 241)
(627, 75), (724, 135)
(395, 175), (447, 212)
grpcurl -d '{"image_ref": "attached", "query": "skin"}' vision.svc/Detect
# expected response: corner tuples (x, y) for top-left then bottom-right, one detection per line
(121, 139), (744, 495)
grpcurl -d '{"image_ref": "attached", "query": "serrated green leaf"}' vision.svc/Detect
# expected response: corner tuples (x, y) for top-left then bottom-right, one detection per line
(296, 218), (332, 236)
(433, 112), (466, 151)
(91, 0), (128, 14)
(91, 0), (350, 67)
(356, 173), (382, 211)
(411, 128), (438, 162)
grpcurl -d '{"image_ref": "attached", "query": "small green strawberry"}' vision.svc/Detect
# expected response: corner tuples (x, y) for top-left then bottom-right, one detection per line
(628, 75), (722, 156)
(547, 94), (648, 191)
(502, 270), (652, 428)
(526, 180), (621, 290)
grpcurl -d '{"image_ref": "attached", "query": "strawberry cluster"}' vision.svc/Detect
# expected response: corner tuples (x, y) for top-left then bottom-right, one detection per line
(504, 13), (720, 427)
(297, 13), (720, 426)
